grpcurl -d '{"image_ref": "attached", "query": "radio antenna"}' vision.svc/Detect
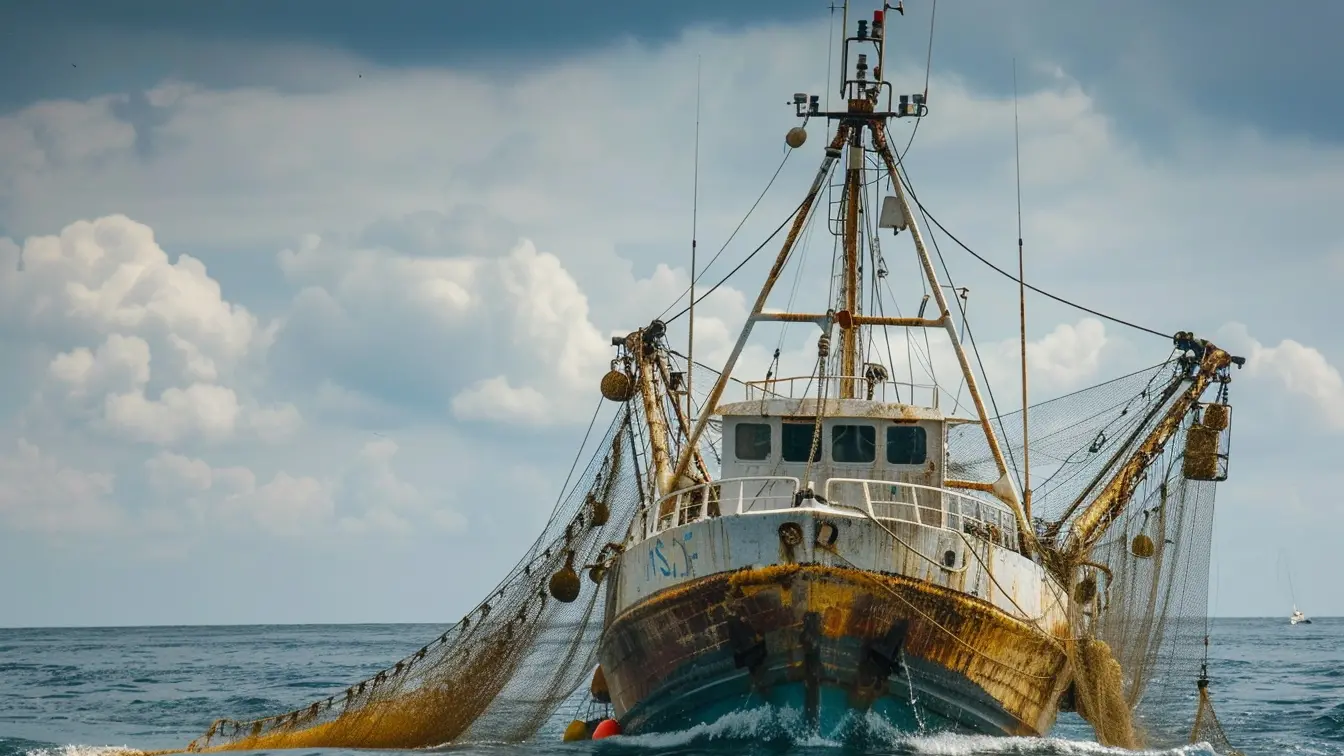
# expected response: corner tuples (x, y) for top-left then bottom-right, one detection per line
(1014, 59), (1032, 525)
(687, 55), (702, 427)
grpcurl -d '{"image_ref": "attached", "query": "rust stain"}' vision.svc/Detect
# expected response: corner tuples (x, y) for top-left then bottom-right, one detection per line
(600, 564), (1071, 736)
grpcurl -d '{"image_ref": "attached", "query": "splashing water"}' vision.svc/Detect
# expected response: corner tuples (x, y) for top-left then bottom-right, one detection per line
(1, 621), (1334, 756)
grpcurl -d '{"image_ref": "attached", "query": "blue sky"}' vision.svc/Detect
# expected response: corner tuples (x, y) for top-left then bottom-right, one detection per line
(1, 1), (1342, 626)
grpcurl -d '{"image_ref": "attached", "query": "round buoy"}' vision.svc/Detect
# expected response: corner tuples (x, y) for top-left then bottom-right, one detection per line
(1131, 533), (1155, 559)
(590, 495), (610, 527)
(588, 563), (606, 584)
(592, 718), (622, 740)
(785, 126), (808, 149)
(599, 369), (635, 402)
(590, 665), (611, 704)
(549, 552), (581, 603)
(562, 719), (589, 742)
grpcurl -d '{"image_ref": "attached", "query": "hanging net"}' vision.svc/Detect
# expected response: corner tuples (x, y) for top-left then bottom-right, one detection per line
(948, 354), (1241, 753)
(157, 406), (645, 753)
(131, 342), (1242, 754)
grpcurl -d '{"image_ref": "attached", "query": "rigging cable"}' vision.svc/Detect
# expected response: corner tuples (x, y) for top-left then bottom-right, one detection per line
(666, 160), (834, 325)
(860, 173), (903, 402)
(776, 172), (824, 360)
(906, 163), (1022, 487)
(899, 172), (1172, 340)
(657, 149), (793, 322)
(896, 0), (937, 161)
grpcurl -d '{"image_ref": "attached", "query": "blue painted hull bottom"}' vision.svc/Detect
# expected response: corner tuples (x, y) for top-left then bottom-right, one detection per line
(597, 565), (1068, 740)
(618, 641), (1007, 740)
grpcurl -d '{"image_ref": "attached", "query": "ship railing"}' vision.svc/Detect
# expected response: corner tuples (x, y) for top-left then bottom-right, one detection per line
(647, 476), (1016, 549)
(825, 478), (1019, 550)
(651, 476), (800, 536)
(742, 375), (940, 408)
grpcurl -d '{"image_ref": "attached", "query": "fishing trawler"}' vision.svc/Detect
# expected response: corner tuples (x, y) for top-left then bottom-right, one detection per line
(164, 5), (1250, 754)
(590, 4), (1241, 742)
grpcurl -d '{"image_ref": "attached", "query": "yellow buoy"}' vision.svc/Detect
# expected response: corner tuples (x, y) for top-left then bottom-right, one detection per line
(549, 552), (581, 603)
(785, 126), (808, 149)
(563, 719), (589, 741)
(589, 494), (609, 527)
(590, 665), (611, 704)
(599, 369), (635, 402)
(1131, 533), (1156, 558)
(1202, 402), (1231, 431)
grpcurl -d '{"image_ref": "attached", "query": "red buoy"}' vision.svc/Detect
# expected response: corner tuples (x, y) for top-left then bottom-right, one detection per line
(591, 718), (622, 739)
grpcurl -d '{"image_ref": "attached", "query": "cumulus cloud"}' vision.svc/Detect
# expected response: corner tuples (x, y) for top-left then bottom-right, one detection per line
(104, 382), (242, 444)
(138, 439), (463, 538)
(452, 376), (553, 426)
(1, 15), (1341, 621)
(1, 216), (258, 363)
(0, 439), (118, 533)
(3, 215), (298, 446)
(274, 236), (614, 426)
(1025, 319), (1109, 390)
(145, 450), (214, 495)
(1218, 322), (1344, 430)
(48, 333), (151, 398)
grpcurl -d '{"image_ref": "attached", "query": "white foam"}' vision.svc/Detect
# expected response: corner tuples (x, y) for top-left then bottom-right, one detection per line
(24, 747), (141, 756)
(570, 705), (1219, 756)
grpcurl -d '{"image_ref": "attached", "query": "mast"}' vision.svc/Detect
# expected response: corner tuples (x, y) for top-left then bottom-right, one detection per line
(840, 125), (863, 398)
(633, 328), (677, 497)
(670, 6), (1036, 555)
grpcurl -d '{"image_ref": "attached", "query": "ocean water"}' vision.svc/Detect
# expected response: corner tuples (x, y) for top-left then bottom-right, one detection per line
(1, 618), (1338, 756)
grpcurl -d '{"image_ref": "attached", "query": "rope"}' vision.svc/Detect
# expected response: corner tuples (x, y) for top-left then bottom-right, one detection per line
(801, 334), (830, 488)
(893, 0), (938, 162)
(657, 149), (793, 322)
(895, 169), (1173, 341)
(665, 192), (811, 325)
(910, 186), (1022, 489)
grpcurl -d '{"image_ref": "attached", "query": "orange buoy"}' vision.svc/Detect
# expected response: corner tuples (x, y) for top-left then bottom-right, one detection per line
(591, 718), (622, 740)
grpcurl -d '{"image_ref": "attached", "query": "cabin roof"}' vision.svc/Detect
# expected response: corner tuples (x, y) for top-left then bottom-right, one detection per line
(716, 398), (974, 424)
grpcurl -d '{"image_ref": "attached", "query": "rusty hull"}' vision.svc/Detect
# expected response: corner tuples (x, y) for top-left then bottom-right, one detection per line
(597, 563), (1071, 737)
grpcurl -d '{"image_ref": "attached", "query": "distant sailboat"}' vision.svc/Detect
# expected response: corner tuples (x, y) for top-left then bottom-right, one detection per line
(1282, 553), (1312, 625)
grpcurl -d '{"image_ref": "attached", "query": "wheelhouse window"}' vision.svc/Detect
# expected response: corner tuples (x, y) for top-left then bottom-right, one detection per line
(733, 423), (772, 461)
(886, 425), (928, 465)
(781, 420), (821, 462)
(831, 424), (876, 463)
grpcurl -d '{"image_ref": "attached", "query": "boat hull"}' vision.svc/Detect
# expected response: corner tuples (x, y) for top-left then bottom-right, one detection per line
(597, 562), (1071, 737)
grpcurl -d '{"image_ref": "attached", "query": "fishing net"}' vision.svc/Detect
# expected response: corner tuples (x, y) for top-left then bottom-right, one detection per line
(141, 334), (1243, 754)
(949, 353), (1241, 753)
(166, 405), (645, 753)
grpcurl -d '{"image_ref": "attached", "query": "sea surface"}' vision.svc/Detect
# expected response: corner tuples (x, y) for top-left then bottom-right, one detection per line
(1, 619), (1338, 756)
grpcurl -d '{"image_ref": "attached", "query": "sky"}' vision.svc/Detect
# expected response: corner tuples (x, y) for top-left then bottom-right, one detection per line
(1, 0), (1341, 627)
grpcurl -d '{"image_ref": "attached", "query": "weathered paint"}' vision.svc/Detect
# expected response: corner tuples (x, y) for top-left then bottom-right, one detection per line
(718, 398), (948, 421)
(600, 508), (1070, 736)
(598, 560), (1070, 737)
(620, 508), (1063, 624)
